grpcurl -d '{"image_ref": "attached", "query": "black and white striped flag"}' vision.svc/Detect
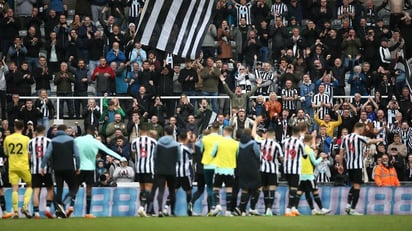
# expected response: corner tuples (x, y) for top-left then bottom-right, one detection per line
(136, 0), (215, 59)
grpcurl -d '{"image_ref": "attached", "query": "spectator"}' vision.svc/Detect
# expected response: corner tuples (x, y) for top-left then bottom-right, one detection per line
(0, 57), (8, 119)
(406, 154), (412, 181)
(69, 59), (89, 119)
(281, 80), (298, 115)
(54, 62), (75, 119)
(15, 61), (34, 96)
(112, 157), (135, 183)
(388, 147), (405, 181)
(106, 42), (126, 65)
(129, 41), (147, 67)
(148, 115), (163, 139)
(33, 56), (52, 95)
(373, 154), (400, 186)
(83, 98), (100, 131)
(66, 29), (85, 63)
(91, 57), (115, 96)
(178, 59), (199, 99)
(314, 110), (342, 137)
(23, 26), (42, 71)
(348, 65), (368, 96)
(387, 133), (408, 158)
(216, 20), (233, 62)
(220, 73), (261, 112)
(1, 8), (19, 58)
(18, 98), (41, 128)
(34, 89), (54, 130)
(45, 31), (64, 75)
(8, 36), (27, 67)
(200, 58), (221, 113)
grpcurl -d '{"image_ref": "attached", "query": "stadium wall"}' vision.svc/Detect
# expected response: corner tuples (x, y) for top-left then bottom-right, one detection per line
(2, 185), (411, 217)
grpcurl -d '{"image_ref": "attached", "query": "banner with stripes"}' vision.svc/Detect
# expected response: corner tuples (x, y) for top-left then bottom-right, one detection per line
(135, 0), (215, 59)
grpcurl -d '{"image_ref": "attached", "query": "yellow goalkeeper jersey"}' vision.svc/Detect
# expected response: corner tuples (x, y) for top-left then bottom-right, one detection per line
(4, 132), (30, 171)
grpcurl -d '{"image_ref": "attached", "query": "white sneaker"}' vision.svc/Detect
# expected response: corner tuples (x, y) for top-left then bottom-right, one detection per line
(349, 209), (363, 216)
(319, 208), (332, 215)
(211, 205), (222, 216)
(311, 209), (320, 215)
(163, 206), (170, 216)
(138, 206), (148, 217)
(241, 212), (247, 216)
(34, 212), (41, 219)
(249, 209), (261, 216)
(345, 204), (351, 214)
(265, 208), (273, 216)
(225, 211), (233, 217)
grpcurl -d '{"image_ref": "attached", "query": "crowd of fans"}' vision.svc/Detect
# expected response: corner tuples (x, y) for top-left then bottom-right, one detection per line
(0, 0), (412, 191)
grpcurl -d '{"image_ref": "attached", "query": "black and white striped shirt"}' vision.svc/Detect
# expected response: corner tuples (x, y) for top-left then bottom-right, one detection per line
(282, 136), (305, 174)
(255, 69), (274, 96)
(312, 93), (330, 120)
(176, 143), (192, 177)
(340, 133), (369, 170)
(260, 138), (283, 174)
(131, 135), (157, 174)
(29, 136), (51, 174)
(337, 4), (355, 26)
(40, 100), (50, 118)
(271, 2), (288, 24)
(373, 120), (387, 144)
(129, 0), (143, 18)
(234, 2), (253, 25)
(281, 88), (298, 111)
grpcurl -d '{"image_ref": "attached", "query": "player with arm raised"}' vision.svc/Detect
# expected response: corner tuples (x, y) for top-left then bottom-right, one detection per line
(73, 126), (123, 218)
(340, 122), (383, 215)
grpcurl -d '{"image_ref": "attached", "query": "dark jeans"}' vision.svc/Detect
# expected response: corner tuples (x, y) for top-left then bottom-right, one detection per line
(57, 93), (74, 118)
(74, 91), (88, 118)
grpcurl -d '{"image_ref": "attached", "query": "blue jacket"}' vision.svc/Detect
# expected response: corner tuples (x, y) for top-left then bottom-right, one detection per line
(300, 82), (315, 108)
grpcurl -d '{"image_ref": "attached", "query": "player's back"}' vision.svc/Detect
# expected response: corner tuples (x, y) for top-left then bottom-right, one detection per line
(4, 133), (30, 171)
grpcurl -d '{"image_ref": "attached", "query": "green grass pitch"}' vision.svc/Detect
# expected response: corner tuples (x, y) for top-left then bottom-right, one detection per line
(1, 216), (410, 231)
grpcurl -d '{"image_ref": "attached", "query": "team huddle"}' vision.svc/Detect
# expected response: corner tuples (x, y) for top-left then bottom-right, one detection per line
(0, 114), (381, 218)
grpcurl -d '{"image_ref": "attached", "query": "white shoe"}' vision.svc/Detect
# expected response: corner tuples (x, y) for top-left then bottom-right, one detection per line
(249, 209), (261, 216)
(345, 204), (351, 214)
(311, 209), (320, 215)
(319, 208), (332, 215)
(211, 205), (222, 216)
(291, 207), (300, 216)
(225, 211), (233, 217)
(163, 206), (170, 216)
(349, 209), (363, 216)
(265, 208), (273, 216)
(138, 206), (148, 217)
(241, 212), (247, 216)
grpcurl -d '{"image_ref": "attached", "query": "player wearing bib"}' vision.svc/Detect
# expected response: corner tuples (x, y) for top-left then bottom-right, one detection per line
(296, 134), (331, 215)
(3, 120), (32, 219)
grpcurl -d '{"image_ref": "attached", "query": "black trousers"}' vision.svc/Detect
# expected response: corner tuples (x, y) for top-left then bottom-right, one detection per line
(54, 170), (78, 205)
(156, 174), (176, 213)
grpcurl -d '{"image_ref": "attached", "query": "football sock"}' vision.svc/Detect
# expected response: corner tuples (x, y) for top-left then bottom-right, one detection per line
(140, 191), (146, 208)
(314, 193), (323, 209)
(347, 187), (354, 205)
(213, 189), (220, 207)
(268, 190), (275, 210)
(294, 192), (301, 209)
(86, 195), (92, 214)
(263, 190), (269, 209)
(0, 195), (5, 211)
(250, 190), (260, 210)
(226, 192), (232, 211)
(239, 191), (249, 212)
(288, 189), (297, 209)
(23, 188), (33, 209)
(305, 191), (314, 210)
(145, 190), (152, 210)
(33, 206), (39, 213)
(351, 189), (360, 209)
(186, 191), (192, 204)
(12, 191), (18, 212)
(46, 200), (52, 208)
